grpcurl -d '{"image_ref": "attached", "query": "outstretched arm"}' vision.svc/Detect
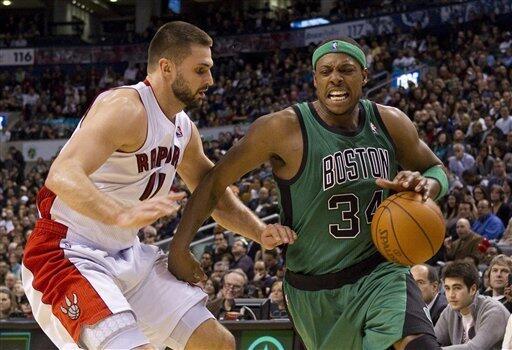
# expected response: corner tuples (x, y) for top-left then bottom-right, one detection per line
(170, 112), (294, 283)
(177, 122), (292, 245)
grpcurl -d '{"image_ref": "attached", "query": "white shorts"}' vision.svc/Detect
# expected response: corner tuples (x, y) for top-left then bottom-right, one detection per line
(22, 219), (211, 349)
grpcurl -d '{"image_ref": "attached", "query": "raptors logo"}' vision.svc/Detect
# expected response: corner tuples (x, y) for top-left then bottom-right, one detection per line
(60, 293), (80, 320)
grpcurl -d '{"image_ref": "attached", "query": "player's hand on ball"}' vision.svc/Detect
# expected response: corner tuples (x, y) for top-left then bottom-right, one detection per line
(376, 171), (432, 201)
(115, 191), (186, 228)
(260, 224), (297, 250)
(168, 247), (207, 284)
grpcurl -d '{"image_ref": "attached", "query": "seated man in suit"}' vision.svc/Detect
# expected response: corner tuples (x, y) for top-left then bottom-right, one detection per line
(411, 263), (448, 325)
(206, 269), (248, 320)
(445, 218), (483, 261)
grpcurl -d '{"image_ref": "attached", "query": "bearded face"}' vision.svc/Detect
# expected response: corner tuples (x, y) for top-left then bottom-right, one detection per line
(171, 71), (207, 109)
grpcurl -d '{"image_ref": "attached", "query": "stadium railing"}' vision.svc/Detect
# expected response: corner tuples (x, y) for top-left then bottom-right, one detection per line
(155, 213), (281, 257)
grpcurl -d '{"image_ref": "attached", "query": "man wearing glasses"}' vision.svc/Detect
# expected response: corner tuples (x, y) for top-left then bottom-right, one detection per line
(207, 270), (247, 319)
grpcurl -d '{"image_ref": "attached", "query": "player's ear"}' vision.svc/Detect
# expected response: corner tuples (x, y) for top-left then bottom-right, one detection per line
(159, 58), (177, 81)
(313, 72), (317, 88)
(362, 68), (369, 86)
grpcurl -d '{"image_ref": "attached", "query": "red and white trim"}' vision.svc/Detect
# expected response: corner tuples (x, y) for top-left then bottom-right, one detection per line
(22, 218), (113, 343)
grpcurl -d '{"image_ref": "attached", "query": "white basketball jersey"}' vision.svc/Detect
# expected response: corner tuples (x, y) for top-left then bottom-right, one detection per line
(50, 81), (193, 252)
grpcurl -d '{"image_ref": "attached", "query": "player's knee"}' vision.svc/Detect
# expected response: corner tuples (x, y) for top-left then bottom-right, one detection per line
(209, 323), (235, 350)
(400, 333), (441, 350)
(80, 312), (150, 350)
(185, 319), (235, 350)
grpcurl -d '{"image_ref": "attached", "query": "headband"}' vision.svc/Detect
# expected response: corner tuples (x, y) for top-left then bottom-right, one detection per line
(312, 40), (367, 70)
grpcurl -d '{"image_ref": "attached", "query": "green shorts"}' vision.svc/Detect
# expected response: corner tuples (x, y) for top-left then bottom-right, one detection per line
(284, 262), (435, 350)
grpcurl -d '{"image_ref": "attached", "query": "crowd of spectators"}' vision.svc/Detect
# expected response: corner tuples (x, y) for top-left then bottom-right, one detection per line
(0, 11), (43, 49)
(1, 10), (512, 348)
(0, 1), (462, 48)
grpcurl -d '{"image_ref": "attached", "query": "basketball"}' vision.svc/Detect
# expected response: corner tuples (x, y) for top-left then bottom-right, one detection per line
(371, 191), (445, 265)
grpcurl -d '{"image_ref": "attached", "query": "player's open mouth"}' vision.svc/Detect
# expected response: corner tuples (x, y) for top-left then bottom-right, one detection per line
(327, 90), (349, 102)
(197, 91), (207, 98)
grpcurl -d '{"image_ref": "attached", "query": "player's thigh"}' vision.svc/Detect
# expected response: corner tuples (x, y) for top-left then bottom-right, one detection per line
(184, 319), (235, 350)
(364, 271), (434, 350)
(283, 281), (362, 350)
(22, 239), (131, 348)
(127, 257), (209, 346)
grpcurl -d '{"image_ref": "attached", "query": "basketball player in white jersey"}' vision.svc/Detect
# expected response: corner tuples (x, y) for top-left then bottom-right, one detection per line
(21, 21), (296, 350)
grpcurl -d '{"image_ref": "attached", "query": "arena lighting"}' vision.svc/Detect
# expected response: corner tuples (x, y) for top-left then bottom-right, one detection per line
(290, 17), (329, 29)
(2, 0), (12, 6)
(110, 0), (118, 2)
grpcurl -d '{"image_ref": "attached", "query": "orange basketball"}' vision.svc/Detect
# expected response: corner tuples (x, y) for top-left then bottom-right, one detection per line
(371, 191), (445, 266)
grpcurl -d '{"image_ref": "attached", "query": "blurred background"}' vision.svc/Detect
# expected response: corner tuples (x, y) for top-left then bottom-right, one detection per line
(1, 0), (512, 349)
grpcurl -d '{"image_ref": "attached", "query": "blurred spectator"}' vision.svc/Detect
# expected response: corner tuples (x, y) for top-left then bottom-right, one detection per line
(230, 237), (254, 281)
(249, 260), (275, 298)
(207, 230), (232, 263)
(490, 185), (512, 227)
(4, 272), (16, 291)
(484, 254), (512, 313)
(496, 106), (512, 135)
(210, 261), (229, 285)
(448, 143), (475, 179)
(200, 251), (214, 277)
(410, 264), (447, 325)
(445, 218), (483, 261)
(19, 296), (33, 319)
(0, 261), (9, 283)
(500, 218), (512, 246)
(447, 201), (477, 239)
(472, 200), (505, 241)
(141, 225), (158, 244)
(263, 249), (281, 277)
(0, 287), (21, 319)
(435, 260), (510, 349)
(269, 281), (287, 319)
(488, 160), (508, 190)
(203, 277), (220, 302)
(206, 269), (248, 320)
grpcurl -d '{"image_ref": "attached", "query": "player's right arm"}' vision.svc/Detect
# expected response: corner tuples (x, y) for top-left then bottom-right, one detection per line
(169, 109), (293, 283)
(45, 89), (181, 228)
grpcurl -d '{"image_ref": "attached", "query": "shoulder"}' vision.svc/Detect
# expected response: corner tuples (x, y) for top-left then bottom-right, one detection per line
(245, 107), (299, 143)
(375, 103), (411, 126)
(373, 103), (418, 146)
(83, 88), (146, 129)
(477, 295), (509, 314)
(250, 107), (299, 131)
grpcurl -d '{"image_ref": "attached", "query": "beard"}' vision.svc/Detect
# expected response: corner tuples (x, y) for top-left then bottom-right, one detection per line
(171, 73), (203, 109)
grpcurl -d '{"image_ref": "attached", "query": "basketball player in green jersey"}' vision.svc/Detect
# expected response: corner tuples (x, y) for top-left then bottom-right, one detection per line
(169, 38), (448, 350)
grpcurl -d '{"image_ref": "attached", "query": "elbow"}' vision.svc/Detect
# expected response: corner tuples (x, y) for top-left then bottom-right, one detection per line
(44, 167), (59, 193)
(45, 163), (68, 195)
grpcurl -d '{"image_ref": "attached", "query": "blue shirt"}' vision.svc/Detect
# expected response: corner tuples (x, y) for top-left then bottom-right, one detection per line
(472, 214), (505, 240)
(448, 153), (475, 178)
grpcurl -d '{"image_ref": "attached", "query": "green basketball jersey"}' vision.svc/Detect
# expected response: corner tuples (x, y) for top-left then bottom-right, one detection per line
(276, 100), (398, 275)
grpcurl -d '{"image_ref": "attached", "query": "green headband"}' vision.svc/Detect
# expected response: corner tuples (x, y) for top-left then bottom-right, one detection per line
(312, 40), (367, 70)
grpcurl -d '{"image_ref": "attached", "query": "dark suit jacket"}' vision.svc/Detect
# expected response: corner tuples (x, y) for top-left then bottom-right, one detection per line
(430, 292), (448, 326)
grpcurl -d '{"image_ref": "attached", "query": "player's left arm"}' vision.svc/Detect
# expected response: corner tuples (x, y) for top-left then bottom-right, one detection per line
(375, 104), (447, 201)
(176, 122), (266, 244)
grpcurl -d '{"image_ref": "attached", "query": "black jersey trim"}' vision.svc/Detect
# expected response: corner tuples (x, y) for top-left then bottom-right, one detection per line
(275, 178), (293, 228)
(273, 104), (308, 186)
(284, 251), (386, 291)
(371, 101), (397, 153)
(308, 101), (366, 137)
